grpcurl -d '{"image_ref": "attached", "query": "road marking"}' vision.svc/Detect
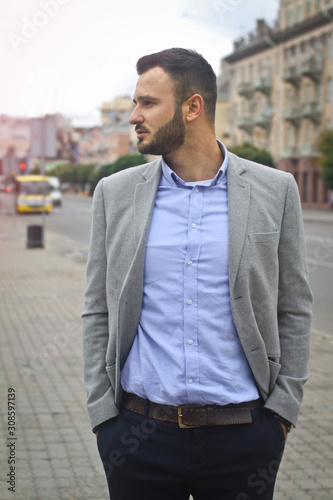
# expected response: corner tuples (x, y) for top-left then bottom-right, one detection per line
(312, 329), (333, 341)
(308, 258), (333, 269)
(305, 235), (333, 242)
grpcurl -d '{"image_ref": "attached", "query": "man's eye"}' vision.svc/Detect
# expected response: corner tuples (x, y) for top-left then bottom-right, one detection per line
(144, 101), (153, 106)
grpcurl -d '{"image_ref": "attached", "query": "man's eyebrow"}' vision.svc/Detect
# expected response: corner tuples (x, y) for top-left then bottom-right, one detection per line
(133, 95), (158, 104)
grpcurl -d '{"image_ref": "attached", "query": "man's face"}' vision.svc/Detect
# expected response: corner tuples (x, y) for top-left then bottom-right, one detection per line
(129, 66), (186, 156)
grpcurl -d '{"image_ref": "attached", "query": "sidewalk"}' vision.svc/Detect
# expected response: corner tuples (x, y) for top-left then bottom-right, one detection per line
(302, 208), (333, 224)
(0, 213), (333, 500)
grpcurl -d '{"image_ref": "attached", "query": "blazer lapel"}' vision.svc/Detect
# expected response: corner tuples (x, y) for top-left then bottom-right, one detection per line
(117, 159), (162, 371)
(227, 153), (251, 295)
(134, 158), (162, 247)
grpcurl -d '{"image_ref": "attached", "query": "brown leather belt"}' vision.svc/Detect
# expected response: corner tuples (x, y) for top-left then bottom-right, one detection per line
(122, 392), (260, 428)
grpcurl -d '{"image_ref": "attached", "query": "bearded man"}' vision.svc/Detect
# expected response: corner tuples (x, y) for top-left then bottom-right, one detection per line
(82, 47), (312, 500)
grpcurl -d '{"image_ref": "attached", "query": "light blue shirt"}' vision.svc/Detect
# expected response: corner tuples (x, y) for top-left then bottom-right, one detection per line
(121, 141), (259, 406)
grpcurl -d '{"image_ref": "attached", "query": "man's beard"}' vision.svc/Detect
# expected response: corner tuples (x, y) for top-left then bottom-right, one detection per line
(137, 105), (186, 156)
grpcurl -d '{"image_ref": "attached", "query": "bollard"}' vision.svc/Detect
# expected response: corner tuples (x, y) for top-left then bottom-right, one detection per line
(27, 225), (44, 248)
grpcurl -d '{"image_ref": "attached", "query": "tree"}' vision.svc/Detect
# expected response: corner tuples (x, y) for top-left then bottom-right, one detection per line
(229, 142), (276, 168)
(317, 129), (333, 190)
(94, 154), (148, 183)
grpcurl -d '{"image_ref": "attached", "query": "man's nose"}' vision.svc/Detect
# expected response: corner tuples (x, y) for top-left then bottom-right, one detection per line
(129, 107), (143, 125)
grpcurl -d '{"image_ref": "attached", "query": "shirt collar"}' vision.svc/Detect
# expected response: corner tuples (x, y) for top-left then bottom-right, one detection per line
(161, 139), (229, 188)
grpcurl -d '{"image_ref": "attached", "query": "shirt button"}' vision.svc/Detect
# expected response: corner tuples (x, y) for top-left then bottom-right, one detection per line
(188, 379), (193, 384)
(188, 260), (193, 266)
(195, 188), (199, 193)
(187, 299), (193, 305)
(188, 339), (193, 345)
(191, 223), (196, 228)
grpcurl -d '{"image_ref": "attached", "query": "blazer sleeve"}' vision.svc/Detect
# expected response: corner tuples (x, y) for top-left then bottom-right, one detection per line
(264, 173), (313, 425)
(82, 179), (119, 431)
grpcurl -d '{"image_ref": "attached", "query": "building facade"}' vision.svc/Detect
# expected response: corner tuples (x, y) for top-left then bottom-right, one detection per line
(0, 115), (30, 178)
(223, 0), (333, 207)
(75, 97), (135, 166)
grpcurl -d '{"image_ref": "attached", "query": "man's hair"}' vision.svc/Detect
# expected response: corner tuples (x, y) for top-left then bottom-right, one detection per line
(136, 48), (217, 125)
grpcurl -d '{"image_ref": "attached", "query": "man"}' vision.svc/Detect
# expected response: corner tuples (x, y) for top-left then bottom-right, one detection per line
(82, 48), (312, 500)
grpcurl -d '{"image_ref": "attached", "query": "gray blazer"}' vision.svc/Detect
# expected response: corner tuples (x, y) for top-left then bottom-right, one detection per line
(82, 153), (313, 431)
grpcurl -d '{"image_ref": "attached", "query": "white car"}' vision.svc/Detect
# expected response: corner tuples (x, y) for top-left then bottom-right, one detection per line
(48, 176), (62, 207)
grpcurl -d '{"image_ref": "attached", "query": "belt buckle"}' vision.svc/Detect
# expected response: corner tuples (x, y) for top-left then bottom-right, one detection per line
(177, 405), (200, 428)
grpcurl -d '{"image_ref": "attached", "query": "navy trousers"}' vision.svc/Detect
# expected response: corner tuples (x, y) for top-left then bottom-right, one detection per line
(97, 405), (285, 500)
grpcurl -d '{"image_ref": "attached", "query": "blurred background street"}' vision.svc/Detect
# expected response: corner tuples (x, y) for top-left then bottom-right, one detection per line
(0, 193), (332, 499)
(1, 1), (333, 497)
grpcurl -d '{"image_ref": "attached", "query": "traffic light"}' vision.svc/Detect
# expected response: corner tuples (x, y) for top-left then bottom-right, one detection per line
(19, 161), (26, 173)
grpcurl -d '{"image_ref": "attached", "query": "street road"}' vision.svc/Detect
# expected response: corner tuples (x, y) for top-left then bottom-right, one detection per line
(1, 192), (332, 336)
(304, 220), (333, 336)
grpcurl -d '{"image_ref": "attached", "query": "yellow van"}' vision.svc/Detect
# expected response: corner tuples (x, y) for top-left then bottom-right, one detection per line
(16, 175), (53, 213)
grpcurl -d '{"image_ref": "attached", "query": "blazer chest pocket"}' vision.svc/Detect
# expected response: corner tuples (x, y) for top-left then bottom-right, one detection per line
(248, 231), (279, 244)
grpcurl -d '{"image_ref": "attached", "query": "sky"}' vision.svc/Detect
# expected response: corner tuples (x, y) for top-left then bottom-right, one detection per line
(0, 0), (280, 127)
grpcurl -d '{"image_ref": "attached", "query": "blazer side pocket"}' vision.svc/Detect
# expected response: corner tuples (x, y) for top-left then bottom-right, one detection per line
(106, 362), (116, 392)
(268, 358), (281, 393)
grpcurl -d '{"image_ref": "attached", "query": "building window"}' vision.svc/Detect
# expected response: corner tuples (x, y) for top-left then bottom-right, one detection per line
(295, 44), (301, 68)
(258, 60), (263, 77)
(275, 53), (280, 75)
(275, 116), (280, 150)
(305, 0), (311, 15)
(327, 77), (332, 102)
(306, 82), (313, 102)
(297, 3), (303, 21)
(315, 0), (321, 10)
(287, 124), (293, 147)
(286, 47), (292, 67)
(306, 122), (312, 142)
(297, 88), (302, 105)
(287, 7), (294, 26)
(305, 40), (312, 60)
(287, 87), (294, 106)
(328, 32), (333, 59)
(266, 57), (272, 77)
(316, 82), (321, 103)
(257, 95), (263, 112)
(315, 37), (322, 62)
(249, 63), (253, 81)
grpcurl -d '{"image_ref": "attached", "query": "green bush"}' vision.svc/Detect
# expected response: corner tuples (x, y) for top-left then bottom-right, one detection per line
(229, 142), (276, 168)
(317, 130), (333, 191)
(94, 154), (147, 183)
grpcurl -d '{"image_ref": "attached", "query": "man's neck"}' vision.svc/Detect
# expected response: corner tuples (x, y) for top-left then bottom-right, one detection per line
(163, 135), (223, 183)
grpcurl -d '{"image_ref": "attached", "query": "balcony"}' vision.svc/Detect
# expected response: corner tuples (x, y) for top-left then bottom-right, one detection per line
(302, 102), (321, 123)
(283, 146), (300, 159)
(253, 108), (273, 129)
(299, 144), (320, 158)
(238, 82), (254, 99)
(283, 66), (301, 87)
(301, 58), (322, 82)
(254, 76), (272, 95)
(283, 106), (301, 126)
(237, 116), (254, 133)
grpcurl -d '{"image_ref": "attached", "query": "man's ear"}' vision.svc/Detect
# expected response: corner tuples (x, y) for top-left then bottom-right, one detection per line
(184, 94), (204, 123)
